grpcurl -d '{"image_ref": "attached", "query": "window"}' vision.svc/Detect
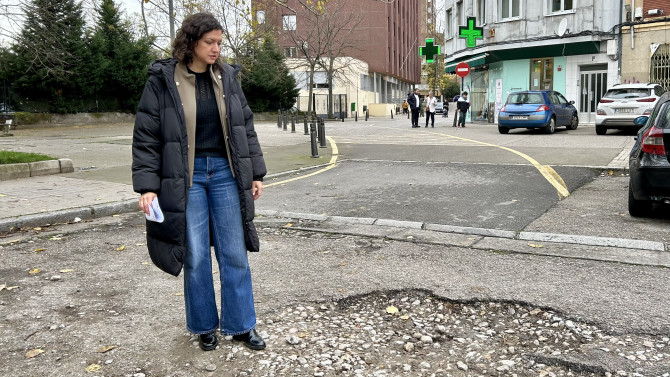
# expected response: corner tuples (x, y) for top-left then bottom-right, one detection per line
(457, 1), (464, 24)
(283, 47), (297, 58)
(313, 71), (329, 89)
(500, 0), (520, 19)
(446, 9), (453, 38)
(551, 0), (573, 13)
(477, 0), (486, 24)
(283, 15), (296, 30)
(256, 11), (265, 24)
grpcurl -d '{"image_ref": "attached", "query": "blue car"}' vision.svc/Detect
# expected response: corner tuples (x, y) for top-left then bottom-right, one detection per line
(497, 91), (579, 134)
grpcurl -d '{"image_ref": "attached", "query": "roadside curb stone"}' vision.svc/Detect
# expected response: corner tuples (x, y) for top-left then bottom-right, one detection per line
(29, 160), (61, 176)
(0, 199), (137, 233)
(0, 158), (74, 181)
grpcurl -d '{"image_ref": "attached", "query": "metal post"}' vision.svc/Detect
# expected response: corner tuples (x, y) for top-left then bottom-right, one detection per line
(303, 114), (309, 135)
(391, 109), (393, 119)
(355, 111), (358, 122)
(319, 120), (326, 148)
(365, 109), (369, 121)
(310, 123), (319, 158)
(291, 114), (296, 133)
(283, 112), (288, 131)
(277, 110), (282, 128)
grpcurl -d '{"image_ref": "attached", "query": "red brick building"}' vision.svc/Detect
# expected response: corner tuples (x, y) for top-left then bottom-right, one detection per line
(254, 0), (423, 110)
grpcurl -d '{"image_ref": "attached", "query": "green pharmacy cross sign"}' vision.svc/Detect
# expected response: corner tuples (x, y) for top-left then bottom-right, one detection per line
(419, 38), (440, 63)
(459, 17), (483, 48)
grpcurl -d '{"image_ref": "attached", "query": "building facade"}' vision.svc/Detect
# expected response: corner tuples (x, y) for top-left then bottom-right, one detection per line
(444, 0), (620, 123)
(254, 0), (424, 116)
(620, 0), (670, 90)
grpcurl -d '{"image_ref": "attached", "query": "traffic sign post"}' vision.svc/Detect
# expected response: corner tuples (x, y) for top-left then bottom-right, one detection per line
(455, 62), (470, 78)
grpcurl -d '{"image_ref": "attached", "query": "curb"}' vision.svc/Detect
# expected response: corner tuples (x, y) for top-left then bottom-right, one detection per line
(0, 158), (74, 181)
(256, 210), (666, 252)
(0, 199), (137, 233)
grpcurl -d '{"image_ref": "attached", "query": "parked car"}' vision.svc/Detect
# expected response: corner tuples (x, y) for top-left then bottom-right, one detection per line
(595, 83), (664, 135)
(627, 91), (670, 217)
(497, 90), (578, 134)
(435, 102), (444, 113)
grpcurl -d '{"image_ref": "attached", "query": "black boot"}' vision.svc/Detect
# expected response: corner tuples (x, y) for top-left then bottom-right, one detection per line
(232, 329), (266, 350)
(199, 332), (218, 351)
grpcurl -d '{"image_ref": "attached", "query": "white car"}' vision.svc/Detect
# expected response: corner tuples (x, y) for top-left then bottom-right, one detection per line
(595, 83), (665, 135)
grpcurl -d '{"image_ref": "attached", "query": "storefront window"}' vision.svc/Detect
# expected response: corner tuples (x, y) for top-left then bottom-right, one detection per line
(530, 58), (554, 90)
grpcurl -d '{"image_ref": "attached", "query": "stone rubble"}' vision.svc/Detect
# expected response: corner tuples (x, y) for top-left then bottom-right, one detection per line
(193, 290), (669, 376)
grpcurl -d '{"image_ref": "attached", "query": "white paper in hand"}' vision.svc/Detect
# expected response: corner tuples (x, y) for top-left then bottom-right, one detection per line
(145, 197), (164, 223)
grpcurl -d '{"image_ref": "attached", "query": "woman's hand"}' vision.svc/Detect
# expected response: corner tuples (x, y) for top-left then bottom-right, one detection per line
(138, 192), (157, 215)
(252, 181), (263, 200)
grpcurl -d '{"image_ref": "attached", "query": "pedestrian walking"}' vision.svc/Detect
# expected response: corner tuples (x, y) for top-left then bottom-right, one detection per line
(424, 91), (437, 128)
(408, 88), (420, 128)
(132, 13), (267, 352)
(456, 91), (470, 128)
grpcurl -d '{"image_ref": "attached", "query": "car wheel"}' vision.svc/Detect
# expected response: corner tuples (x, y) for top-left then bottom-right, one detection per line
(628, 185), (653, 217)
(595, 125), (607, 135)
(567, 114), (579, 130)
(544, 117), (556, 134)
(498, 126), (509, 134)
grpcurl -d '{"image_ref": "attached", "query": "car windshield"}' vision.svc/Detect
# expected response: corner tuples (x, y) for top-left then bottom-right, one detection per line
(506, 93), (544, 105)
(604, 88), (651, 99)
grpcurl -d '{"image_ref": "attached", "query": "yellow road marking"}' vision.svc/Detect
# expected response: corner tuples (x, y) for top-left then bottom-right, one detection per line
(264, 136), (339, 188)
(373, 124), (570, 199)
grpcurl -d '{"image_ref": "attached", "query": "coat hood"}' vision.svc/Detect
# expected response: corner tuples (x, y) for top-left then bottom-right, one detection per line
(147, 58), (177, 79)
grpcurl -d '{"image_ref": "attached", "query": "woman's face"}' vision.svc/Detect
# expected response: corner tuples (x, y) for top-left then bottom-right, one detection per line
(192, 29), (223, 68)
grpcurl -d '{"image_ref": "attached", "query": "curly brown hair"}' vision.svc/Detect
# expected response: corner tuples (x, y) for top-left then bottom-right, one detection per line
(172, 13), (223, 70)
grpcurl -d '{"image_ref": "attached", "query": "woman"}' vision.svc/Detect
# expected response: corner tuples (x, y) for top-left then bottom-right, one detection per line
(132, 13), (266, 352)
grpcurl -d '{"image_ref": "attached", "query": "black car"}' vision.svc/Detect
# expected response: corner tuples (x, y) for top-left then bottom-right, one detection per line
(628, 92), (670, 216)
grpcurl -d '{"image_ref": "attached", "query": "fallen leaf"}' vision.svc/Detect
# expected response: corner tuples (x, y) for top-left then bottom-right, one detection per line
(59, 269), (74, 273)
(34, 248), (45, 252)
(400, 315), (410, 320)
(28, 268), (42, 274)
(33, 227), (41, 231)
(115, 245), (125, 251)
(528, 243), (544, 248)
(96, 345), (117, 353)
(5, 286), (18, 291)
(50, 237), (61, 241)
(608, 170), (614, 176)
(112, 214), (120, 217)
(85, 363), (101, 372)
(141, 262), (149, 265)
(285, 223), (293, 227)
(25, 349), (44, 358)
(386, 306), (399, 314)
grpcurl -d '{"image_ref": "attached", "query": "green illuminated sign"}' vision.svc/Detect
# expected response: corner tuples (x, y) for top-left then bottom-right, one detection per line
(419, 38), (440, 63)
(459, 17), (483, 48)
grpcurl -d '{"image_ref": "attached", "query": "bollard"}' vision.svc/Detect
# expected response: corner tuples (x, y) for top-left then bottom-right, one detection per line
(303, 114), (309, 135)
(319, 121), (327, 148)
(365, 110), (369, 121)
(341, 111), (344, 122)
(355, 111), (358, 122)
(283, 112), (288, 131)
(391, 109), (393, 119)
(291, 114), (296, 133)
(277, 110), (282, 128)
(310, 123), (319, 158)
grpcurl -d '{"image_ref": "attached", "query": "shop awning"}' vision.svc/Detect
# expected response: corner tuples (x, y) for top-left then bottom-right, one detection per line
(445, 53), (489, 73)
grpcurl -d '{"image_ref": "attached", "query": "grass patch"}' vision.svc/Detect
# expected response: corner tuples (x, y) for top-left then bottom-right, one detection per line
(0, 150), (55, 164)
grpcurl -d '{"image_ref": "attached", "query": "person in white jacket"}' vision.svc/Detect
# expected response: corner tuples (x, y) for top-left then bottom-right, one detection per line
(424, 91), (438, 128)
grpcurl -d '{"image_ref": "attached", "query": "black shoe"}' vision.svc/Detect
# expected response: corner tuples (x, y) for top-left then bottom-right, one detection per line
(232, 329), (266, 350)
(199, 332), (218, 351)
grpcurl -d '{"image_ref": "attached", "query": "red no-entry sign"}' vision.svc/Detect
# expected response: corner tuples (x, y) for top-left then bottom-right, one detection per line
(455, 62), (471, 78)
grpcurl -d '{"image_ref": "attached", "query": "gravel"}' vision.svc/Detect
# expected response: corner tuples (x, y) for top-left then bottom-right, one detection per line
(202, 290), (670, 376)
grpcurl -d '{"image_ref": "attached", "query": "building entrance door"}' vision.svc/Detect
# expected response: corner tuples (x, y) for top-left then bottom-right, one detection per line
(578, 65), (607, 123)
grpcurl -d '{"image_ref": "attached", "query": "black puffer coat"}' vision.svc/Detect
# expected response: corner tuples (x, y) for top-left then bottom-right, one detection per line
(132, 59), (266, 276)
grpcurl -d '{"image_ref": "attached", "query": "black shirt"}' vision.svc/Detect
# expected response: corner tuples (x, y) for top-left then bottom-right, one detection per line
(189, 67), (226, 158)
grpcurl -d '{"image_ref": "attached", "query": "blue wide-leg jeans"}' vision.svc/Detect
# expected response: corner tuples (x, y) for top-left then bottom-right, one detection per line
(184, 157), (256, 336)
